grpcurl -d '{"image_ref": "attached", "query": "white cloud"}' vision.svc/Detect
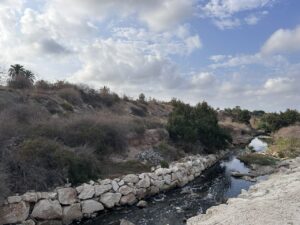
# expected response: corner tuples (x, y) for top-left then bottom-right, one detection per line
(201, 0), (273, 29)
(202, 0), (273, 18)
(209, 53), (289, 69)
(213, 18), (240, 30)
(245, 15), (260, 25)
(261, 26), (300, 54)
(191, 72), (216, 87)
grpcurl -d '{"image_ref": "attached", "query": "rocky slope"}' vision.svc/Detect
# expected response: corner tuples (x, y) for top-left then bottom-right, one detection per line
(187, 157), (300, 225)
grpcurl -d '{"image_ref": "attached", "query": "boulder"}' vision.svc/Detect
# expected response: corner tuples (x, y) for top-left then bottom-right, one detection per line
(136, 200), (148, 208)
(151, 180), (164, 189)
(22, 219), (35, 225)
(81, 200), (104, 214)
(78, 184), (95, 200)
(31, 199), (62, 220)
(123, 174), (139, 184)
(148, 186), (160, 195)
(120, 219), (136, 225)
(136, 176), (151, 188)
(37, 221), (62, 225)
(135, 188), (147, 199)
(58, 188), (77, 205)
(120, 193), (137, 206)
(22, 192), (38, 203)
(112, 180), (119, 192)
(100, 179), (111, 185)
(7, 195), (22, 204)
(37, 192), (57, 200)
(119, 185), (134, 195)
(95, 184), (112, 196)
(0, 201), (30, 224)
(62, 203), (83, 224)
(100, 193), (122, 208)
(118, 180), (125, 186)
(163, 174), (172, 185)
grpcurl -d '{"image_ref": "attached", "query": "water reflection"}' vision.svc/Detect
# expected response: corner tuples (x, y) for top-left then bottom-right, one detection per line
(249, 137), (268, 152)
(82, 155), (253, 225)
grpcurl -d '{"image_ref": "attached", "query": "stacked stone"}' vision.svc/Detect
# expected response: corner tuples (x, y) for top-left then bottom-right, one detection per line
(0, 151), (227, 225)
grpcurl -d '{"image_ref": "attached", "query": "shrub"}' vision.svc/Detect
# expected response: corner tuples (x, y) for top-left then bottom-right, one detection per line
(224, 106), (251, 124)
(160, 160), (169, 168)
(258, 109), (300, 132)
(138, 93), (146, 102)
(61, 102), (74, 111)
(35, 80), (52, 90)
(58, 88), (82, 105)
(238, 153), (278, 166)
(16, 138), (100, 188)
(167, 100), (232, 153)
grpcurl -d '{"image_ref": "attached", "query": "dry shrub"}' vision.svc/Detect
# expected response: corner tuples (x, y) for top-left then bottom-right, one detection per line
(58, 87), (82, 105)
(35, 80), (52, 90)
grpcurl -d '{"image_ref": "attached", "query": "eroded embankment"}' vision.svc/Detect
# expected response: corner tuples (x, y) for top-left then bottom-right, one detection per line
(0, 151), (228, 225)
(187, 157), (300, 225)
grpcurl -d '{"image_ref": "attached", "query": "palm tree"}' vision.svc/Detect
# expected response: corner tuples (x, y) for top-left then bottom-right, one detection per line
(8, 64), (25, 79)
(24, 70), (35, 83)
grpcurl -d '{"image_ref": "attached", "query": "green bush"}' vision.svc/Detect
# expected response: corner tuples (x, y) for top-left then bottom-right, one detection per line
(160, 160), (169, 168)
(224, 106), (251, 124)
(258, 109), (300, 132)
(167, 100), (232, 153)
(17, 138), (100, 186)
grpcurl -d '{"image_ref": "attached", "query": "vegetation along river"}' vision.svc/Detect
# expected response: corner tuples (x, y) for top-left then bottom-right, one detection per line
(80, 138), (268, 225)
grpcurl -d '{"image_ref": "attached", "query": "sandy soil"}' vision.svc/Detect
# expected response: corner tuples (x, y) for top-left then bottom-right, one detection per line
(187, 157), (300, 225)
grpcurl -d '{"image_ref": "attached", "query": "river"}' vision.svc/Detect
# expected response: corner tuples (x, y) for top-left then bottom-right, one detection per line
(80, 138), (268, 225)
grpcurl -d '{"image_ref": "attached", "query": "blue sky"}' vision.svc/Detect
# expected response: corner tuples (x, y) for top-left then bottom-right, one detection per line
(0, 0), (299, 111)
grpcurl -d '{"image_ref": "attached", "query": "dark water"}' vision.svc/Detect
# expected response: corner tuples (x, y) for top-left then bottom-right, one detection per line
(81, 155), (252, 225)
(81, 138), (268, 225)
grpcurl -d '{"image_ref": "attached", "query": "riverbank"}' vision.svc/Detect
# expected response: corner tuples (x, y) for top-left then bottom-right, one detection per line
(0, 151), (228, 225)
(187, 156), (300, 225)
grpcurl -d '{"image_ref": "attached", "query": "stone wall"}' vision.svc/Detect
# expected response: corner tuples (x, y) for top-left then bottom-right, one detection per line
(0, 151), (227, 225)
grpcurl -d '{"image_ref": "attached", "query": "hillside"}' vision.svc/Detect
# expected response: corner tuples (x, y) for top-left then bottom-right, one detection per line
(0, 83), (254, 202)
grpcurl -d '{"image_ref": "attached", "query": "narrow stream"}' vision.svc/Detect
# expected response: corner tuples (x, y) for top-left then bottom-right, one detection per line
(81, 138), (268, 225)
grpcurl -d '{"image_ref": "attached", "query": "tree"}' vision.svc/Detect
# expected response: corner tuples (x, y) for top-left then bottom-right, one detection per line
(7, 64), (35, 89)
(24, 70), (36, 83)
(167, 101), (232, 153)
(8, 64), (25, 79)
(138, 93), (145, 102)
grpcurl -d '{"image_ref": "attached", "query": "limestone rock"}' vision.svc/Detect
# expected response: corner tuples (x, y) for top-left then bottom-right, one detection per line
(135, 188), (147, 199)
(120, 193), (137, 206)
(120, 219), (136, 225)
(100, 192), (122, 208)
(112, 180), (119, 192)
(0, 201), (30, 224)
(32, 199), (62, 220)
(123, 174), (139, 184)
(22, 219), (35, 225)
(22, 192), (38, 202)
(136, 176), (150, 188)
(81, 200), (104, 214)
(100, 179), (111, 185)
(137, 200), (148, 208)
(7, 195), (22, 204)
(37, 221), (62, 225)
(38, 192), (57, 200)
(95, 184), (112, 196)
(119, 185), (134, 195)
(78, 184), (95, 200)
(62, 203), (83, 224)
(58, 188), (77, 205)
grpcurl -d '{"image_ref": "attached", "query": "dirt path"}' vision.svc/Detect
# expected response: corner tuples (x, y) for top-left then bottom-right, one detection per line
(187, 157), (300, 225)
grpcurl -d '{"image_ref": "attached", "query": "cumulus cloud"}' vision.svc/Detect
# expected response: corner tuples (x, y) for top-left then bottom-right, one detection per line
(261, 26), (300, 54)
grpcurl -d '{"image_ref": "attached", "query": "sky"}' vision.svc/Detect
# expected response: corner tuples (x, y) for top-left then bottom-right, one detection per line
(0, 0), (299, 111)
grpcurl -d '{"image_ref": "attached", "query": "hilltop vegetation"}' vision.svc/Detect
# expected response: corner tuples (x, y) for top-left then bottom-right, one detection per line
(0, 64), (233, 201)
